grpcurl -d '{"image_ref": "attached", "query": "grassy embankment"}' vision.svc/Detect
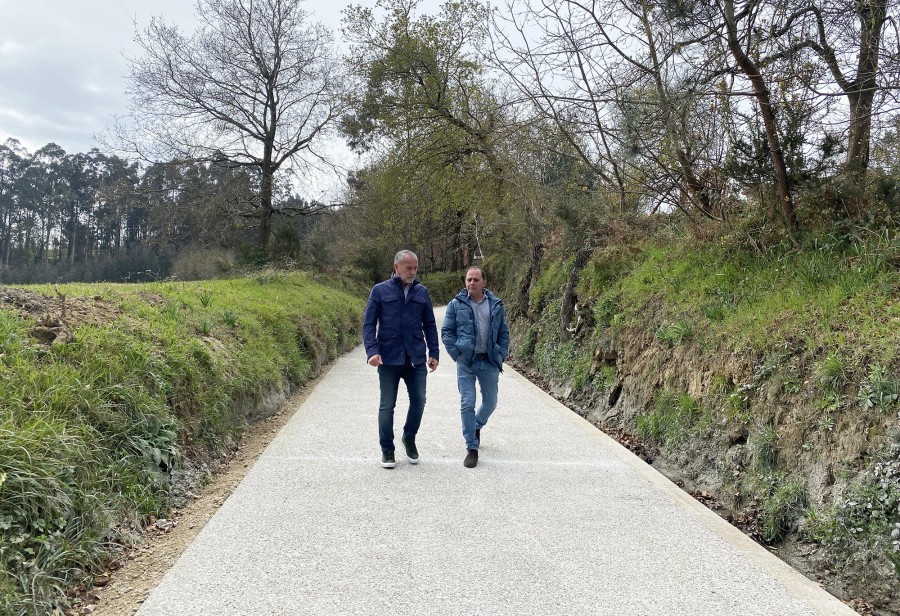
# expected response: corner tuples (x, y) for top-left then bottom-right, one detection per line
(0, 270), (364, 616)
(492, 220), (900, 604)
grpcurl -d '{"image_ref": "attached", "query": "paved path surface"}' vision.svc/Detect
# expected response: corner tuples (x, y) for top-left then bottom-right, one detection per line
(137, 308), (857, 616)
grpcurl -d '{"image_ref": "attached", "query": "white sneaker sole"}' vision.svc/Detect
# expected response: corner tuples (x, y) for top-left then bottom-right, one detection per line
(381, 460), (395, 468)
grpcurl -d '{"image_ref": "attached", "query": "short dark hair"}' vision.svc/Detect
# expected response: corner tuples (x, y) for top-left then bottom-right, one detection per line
(465, 266), (486, 281)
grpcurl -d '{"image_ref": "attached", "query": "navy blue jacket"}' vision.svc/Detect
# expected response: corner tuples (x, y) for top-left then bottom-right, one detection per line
(441, 289), (509, 371)
(363, 275), (440, 366)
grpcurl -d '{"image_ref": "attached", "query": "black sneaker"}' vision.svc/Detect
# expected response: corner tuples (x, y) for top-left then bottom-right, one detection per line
(475, 429), (480, 445)
(464, 449), (478, 468)
(401, 438), (419, 464)
(381, 451), (395, 469)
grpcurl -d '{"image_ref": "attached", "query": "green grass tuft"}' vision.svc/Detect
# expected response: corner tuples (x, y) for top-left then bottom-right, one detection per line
(761, 479), (808, 543)
(815, 352), (851, 394)
(635, 392), (703, 445)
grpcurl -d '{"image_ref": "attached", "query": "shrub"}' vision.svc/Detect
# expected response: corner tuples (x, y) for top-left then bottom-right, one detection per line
(807, 441), (900, 566)
(592, 294), (619, 328)
(518, 325), (537, 362)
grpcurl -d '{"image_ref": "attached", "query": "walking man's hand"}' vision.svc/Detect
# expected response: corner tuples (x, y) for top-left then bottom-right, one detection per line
(368, 354), (383, 367)
(428, 357), (439, 372)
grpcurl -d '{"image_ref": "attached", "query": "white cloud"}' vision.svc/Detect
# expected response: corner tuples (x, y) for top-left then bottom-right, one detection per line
(0, 107), (28, 122)
(0, 0), (420, 175)
(0, 0), (199, 153)
(0, 40), (26, 56)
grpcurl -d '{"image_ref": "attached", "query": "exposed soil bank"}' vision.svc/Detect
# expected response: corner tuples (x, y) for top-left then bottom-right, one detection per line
(508, 312), (899, 616)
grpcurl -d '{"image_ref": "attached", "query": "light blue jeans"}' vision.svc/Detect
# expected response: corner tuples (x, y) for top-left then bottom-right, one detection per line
(457, 356), (500, 450)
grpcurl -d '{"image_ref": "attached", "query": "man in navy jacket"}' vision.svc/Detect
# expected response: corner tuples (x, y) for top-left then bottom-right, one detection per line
(363, 250), (440, 468)
(441, 266), (509, 468)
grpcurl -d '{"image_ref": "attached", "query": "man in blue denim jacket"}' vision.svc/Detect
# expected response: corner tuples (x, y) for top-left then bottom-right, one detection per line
(441, 266), (509, 468)
(363, 250), (440, 469)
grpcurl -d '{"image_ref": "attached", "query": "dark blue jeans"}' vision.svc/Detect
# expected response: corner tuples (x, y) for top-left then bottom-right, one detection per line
(378, 363), (427, 452)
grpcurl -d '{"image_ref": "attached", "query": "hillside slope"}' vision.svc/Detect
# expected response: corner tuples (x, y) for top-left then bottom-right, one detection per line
(0, 270), (365, 616)
(492, 221), (900, 614)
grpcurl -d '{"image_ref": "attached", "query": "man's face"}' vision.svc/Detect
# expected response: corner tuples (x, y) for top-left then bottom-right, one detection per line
(465, 268), (486, 297)
(394, 255), (418, 285)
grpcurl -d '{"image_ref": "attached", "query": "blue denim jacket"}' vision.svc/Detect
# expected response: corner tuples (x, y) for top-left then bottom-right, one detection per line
(441, 288), (510, 371)
(363, 275), (439, 366)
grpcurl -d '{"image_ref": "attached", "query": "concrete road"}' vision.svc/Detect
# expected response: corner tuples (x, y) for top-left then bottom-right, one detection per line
(137, 307), (857, 616)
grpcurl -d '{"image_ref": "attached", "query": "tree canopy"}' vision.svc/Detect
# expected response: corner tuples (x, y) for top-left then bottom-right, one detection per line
(121, 0), (344, 249)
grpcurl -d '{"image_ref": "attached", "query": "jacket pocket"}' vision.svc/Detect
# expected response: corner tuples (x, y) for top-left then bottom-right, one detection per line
(457, 340), (475, 365)
(380, 295), (401, 330)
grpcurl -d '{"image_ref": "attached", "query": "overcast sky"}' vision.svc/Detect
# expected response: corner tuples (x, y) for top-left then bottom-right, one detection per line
(0, 0), (361, 156)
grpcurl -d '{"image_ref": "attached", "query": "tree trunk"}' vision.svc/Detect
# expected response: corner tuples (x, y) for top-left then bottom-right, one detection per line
(596, 121), (627, 213)
(518, 241), (544, 319)
(723, 0), (797, 231)
(560, 247), (592, 342)
(0, 208), (7, 270)
(23, 225), (33, 262)
(41, 219), (51, 264)
(85, 208), (92, 262)
(115, 204), (122, 255)
(257, 166), (274, 252)
(2, 221), (10, 269)
(845, 0), (887, 181)
(452, 207), (465, 271)
(847, 92), (873, 179)
(527, 241), (544, 297)
(68, 206), (77, 265)
(615, 168), (627, 214)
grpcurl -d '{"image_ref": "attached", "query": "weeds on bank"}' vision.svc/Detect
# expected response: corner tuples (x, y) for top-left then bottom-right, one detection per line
(521, 222), (900, 377)
(0, 272), (364, 614)
(655, 319), (694, 347)
(858, 364), (900, 411)
(749, 423), (779, 470)
(508, 222), (900, 562)
(762, 478), (808, 543)
(635, 392), (706, 446)
(815, 352), (851, 393)
(592, 364), (618, 393)
(806, 441), (900, 575)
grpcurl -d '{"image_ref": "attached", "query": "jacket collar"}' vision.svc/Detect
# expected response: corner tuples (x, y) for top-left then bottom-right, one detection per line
(457, 288), (498, 305)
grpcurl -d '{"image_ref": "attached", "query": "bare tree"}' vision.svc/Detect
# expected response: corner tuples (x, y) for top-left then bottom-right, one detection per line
(716, 0), (799, 230)
(773, 0), (896, 181)
(491, 0), (725, 220)
(490, 0), (629, 214)
(120, 0), (344, 250)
